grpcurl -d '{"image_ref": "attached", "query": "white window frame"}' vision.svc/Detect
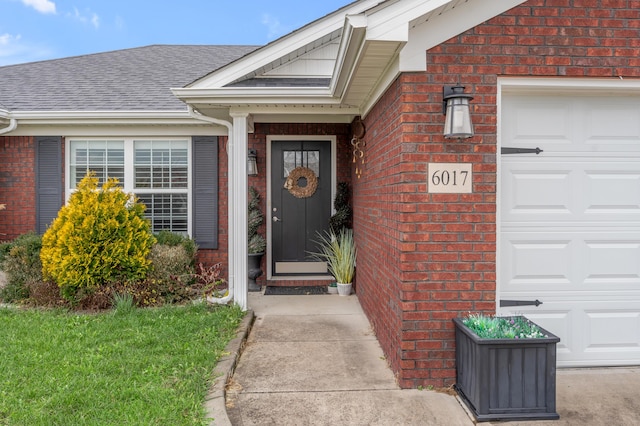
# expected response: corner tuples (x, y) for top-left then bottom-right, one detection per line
(65, 137), (193, 236)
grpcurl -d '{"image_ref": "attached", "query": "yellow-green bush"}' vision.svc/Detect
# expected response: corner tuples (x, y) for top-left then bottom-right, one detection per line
(40, 174), (156, 300)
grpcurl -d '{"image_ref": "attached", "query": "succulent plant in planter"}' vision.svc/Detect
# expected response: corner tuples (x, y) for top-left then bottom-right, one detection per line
(453, 313), (560, 422)
(247, 187), (266, 291)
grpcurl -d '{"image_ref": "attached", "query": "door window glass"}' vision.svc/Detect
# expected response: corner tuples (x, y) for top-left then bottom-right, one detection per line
(283, 150), (320, 177)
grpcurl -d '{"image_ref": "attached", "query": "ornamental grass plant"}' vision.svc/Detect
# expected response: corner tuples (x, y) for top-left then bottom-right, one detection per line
(309, 228), (356, 284)
(462, 314), (548, 339)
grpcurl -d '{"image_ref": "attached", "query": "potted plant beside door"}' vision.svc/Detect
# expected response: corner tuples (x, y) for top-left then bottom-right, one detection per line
(309, 228), (356, 296)
(248, 187), (266, 292)
(453, 314), (560, 422)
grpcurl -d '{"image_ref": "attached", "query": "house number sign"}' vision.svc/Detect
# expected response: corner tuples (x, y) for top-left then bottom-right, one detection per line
(428, 163), (472, 193)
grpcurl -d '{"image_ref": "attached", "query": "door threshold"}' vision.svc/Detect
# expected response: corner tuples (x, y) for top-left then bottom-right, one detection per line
(268, 275), (333, 281)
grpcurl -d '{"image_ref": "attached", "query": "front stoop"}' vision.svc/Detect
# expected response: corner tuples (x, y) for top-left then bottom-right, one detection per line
(204, 310), (255, 426)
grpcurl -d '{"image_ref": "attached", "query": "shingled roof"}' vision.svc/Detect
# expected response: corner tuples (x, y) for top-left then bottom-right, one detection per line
(0, 44), (259, 112)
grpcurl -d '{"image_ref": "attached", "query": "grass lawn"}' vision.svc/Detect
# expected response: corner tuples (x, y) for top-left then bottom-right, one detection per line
(0, 303), (244, 425)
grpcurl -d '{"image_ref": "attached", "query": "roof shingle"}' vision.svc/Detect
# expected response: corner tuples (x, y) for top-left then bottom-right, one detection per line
(0, 44), (259, 112)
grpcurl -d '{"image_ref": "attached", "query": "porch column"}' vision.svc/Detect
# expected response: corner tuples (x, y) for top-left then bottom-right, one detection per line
(229, 112), (249, 310)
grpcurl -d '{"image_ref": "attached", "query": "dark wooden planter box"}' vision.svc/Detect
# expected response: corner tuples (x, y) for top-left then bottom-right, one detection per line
(453, 317), (560, 422)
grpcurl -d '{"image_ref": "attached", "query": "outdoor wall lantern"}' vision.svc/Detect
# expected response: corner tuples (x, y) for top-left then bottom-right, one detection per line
(443, 84), (474, 139)
(247, 149), (258, 176)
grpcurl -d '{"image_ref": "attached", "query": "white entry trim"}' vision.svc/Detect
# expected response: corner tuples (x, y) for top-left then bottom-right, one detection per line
(266, 135), (337, 280)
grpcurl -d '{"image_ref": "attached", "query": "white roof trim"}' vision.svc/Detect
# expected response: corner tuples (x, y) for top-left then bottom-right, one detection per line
(330, 14), (368, 98)
(364, 0), (453, 41)
(189, 0), (384, 89)
(173, 87), (359, 109)
(7, 110), (214, 127)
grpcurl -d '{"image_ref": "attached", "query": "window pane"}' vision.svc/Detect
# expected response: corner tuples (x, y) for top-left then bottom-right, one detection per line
(69, 140), (124, 187)
(138, 193), (188, 234)
(134, 140), (188, 189)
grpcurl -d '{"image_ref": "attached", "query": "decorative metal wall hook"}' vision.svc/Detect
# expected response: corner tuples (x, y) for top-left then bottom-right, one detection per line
(351, 117), (366, 179)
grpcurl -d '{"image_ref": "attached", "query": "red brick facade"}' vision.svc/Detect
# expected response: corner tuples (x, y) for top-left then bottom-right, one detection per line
(354, 0), (640, 388)
(0, 136), (38, 240)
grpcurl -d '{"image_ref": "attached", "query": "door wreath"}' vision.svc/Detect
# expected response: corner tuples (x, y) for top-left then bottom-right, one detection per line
(284, 166), (318, 198)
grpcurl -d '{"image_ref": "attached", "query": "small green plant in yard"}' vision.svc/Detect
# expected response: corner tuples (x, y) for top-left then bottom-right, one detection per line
(112, 292), (135, 314)
(463, 314), (548, 339)
(0, 232), (43, 303)
(194, 262), (227, 298)
(0, 303), (244, 425)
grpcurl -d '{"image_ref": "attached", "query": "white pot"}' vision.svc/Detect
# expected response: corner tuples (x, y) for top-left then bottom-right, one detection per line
(327, 284), (338, 294)
(336, 282), (352, 296)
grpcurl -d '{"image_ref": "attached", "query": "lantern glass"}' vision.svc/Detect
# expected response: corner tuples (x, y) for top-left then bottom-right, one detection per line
(248, 149), (258, 176)
(443, 85), (474, 139)
(444, 97), (473, 139)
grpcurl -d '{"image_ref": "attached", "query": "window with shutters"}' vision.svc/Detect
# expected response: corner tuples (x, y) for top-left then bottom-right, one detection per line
(68, 138), (190, 234)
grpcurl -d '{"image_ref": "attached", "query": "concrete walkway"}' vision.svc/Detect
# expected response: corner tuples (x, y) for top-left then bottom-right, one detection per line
(220, 292), (640, 426)
(224, 293), (473, 425)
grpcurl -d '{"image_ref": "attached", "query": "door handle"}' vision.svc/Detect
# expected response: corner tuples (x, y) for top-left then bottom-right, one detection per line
(273, 216), (282, 222)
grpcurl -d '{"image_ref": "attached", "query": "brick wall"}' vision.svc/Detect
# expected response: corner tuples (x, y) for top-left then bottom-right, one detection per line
(0, 136), (37, 239)
(352, 78), (406, 384)
(355, 0), (640, 389)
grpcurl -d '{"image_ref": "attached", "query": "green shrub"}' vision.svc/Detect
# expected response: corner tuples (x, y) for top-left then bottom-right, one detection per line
(148, 244), (195, 282)
(0, 240), (14, 264)
(152, 231), (197, 266)
(0, 232), (43, 303)
(40, 174), (156, 301)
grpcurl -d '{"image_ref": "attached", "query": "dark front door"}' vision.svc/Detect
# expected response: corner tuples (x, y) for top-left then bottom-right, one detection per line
(271, 140), (332, 275)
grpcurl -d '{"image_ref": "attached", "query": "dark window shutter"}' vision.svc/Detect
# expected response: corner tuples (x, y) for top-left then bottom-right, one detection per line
(35, 136), (63, 234)
(192, 136), (218, 249)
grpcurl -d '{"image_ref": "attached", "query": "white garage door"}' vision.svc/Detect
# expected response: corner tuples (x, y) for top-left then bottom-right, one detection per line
(499, 90), (640, 367)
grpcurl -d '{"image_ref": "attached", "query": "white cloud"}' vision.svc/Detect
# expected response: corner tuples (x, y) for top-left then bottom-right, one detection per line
(0, 33), (22, 47)
(261, 14), (284, 40)
(91, 13), (100, 29)
(0, 33), (53, 66)
(68, 7), (100, 29)
(21, 0), (56, 14)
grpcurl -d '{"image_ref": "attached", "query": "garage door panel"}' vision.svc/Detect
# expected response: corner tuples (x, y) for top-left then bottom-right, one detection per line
(586, 100), (640, 145)
(503, 95), (640, 153)
(583, 240), (640, 285)
(502, 97), (573, 148)
(502, 164), (573, 218)
(502, 232), (640, 293)
(501, 236), (574, 290)
(502, 159), (640, 223)
(584, 310), (640, 350)
(584, 169), (640, 214)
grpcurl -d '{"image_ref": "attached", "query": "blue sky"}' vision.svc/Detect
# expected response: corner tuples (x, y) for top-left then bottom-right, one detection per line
(0, 0), (353, 66)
